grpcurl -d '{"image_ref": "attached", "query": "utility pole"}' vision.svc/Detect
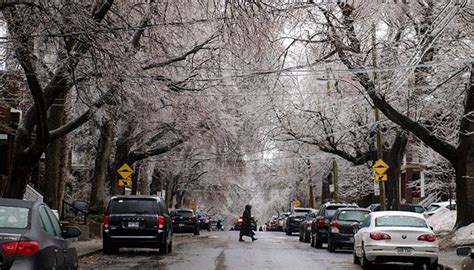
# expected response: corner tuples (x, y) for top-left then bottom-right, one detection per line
(333, 158), (339, 203)
(372, 23), (387, 211)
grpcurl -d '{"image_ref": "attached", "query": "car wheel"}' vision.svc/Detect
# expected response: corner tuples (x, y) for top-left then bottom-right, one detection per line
(103, 239), (119, 255)
(158, 236), (169, 255)
(360, 246), (373, 269)
(327, 238), (335, 253)
(315, 233), (323, 249)
(299, 231), (303, 241)
(194, 228), (200, 235)
(310, 234), (315, 247)
(427, 259), (438, 270)
(304, 231), (310, 243)
(167, 240), (173, 253)
(353, 250), (359, 265)
(286, 228), (292, 236)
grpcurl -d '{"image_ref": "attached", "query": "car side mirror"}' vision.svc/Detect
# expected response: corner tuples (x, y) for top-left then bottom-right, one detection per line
(351, 223), (360, 234)
(430, 226), (434, 231)
(457, 247), (472, 257)
(64, 226), (81, 239)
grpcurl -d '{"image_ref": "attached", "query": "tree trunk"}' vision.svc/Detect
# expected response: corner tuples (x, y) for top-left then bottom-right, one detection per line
(89, 121), (115, 214)
(44, 92), (68, 211)
(385, 133), (408, 210)
(131, 162), (141, 195)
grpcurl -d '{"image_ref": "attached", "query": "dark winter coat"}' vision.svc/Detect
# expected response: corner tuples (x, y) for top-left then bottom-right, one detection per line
(239, 208), (255, 237)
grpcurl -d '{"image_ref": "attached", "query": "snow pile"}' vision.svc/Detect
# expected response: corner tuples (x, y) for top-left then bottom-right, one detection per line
(453, 223), (474, 246)
(426, 207), (456, 233)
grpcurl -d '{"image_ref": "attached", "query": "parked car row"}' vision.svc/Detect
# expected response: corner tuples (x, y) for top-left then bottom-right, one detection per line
(284, 201), (443, 269)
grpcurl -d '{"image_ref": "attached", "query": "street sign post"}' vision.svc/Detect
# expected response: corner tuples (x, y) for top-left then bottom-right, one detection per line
(374, 174), (388, 182)
(118, 179), (132, 187)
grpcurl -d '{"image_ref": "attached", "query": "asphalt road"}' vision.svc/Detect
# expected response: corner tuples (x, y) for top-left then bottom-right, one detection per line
(79, 231), (418, 270)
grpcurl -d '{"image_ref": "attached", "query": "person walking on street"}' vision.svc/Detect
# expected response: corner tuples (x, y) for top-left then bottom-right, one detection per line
(239, 204), (257, 242)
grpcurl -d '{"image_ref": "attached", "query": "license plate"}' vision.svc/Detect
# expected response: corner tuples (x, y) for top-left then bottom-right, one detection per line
(128, 222), (139, 228)
(179, 223), (185, 227)
(397, 247), (413, 255)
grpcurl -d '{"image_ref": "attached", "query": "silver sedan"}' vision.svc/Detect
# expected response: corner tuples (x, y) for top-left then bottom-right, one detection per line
(353, 211), (438, 269)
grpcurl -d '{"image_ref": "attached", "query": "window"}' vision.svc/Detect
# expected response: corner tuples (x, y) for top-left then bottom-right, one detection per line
(375, 216), (427, 228)
(176, 211), (193, 218)
(338, 211), (370, 222)
(0, 206), (29, 229)
(360, 215), (371, 228)
(45, 207), (64, 238)
(39, 207), (56, 236)
(109, 199), (158, 214)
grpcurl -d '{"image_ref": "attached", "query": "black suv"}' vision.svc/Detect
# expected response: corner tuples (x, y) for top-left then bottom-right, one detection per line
(172, 209), (200, 235)
(310, 202), (357, 248)
(286, 208), (316, 236)
(103, 196), (173, 255)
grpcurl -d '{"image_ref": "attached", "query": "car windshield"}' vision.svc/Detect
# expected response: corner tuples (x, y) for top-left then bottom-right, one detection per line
(427, 205), (440, 212)
(326, 206), (348, 216)
(414, 206), (426, 213)
(109, 199), (158, 214)
(176, 211), (193, 217)
(338, 210), (370, 222)
(0, 206), (29, 229)
(375, 216), (427, 228)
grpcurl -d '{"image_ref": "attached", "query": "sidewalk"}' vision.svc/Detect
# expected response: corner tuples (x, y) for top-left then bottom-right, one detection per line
(71, 239), (102, 258)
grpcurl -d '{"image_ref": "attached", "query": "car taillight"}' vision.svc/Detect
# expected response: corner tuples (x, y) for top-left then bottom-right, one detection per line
(2, 241), (39, 256)
(307, 220), (312, 225)
(317, 217), (325, 227)
(330, 221), (340, 233)
(238, 218), (243, 223)
(191, 215), (196, 220)
(370, 232), (391, 240)
(158, 215), (165, 229)
(250, 218), (255, 223)
(418, 233), (436, 242)
(104, 215), (110, 229)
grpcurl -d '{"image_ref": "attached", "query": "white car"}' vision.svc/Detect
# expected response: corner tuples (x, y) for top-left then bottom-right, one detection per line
(425, 201), (456, 217)
(353, 211), (438, 269)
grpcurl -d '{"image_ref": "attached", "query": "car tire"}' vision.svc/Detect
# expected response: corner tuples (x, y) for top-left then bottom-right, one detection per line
(304, 231), (310, 243)
(360, 246), (373, 269)
(327, 239), (335, 253)
(167, 240), (173, 253)
(315, 233), (323, 249)
(310, 234), (315, 247)
(427, 259), (438, 270)
(353, 251), (359, 265)
(103, 239), (119, 255)
(194, 229), (200, 235)
(159, 236), (169, 255)
(286, 228), (292, 236)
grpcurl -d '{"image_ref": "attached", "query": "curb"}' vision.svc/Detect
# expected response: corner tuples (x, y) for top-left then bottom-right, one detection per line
(78, 248), (103, 259)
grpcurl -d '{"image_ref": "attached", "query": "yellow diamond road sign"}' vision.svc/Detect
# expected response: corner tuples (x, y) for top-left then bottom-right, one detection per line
(293, 199), (302, 208)
(372, 159), (389, 175)
(118, 179), (132, 187)
(374, 174), (388, 182)
(118, 163), (134, 179)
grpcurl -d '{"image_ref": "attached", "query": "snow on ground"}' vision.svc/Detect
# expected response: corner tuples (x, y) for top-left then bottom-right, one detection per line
(427, 207), (456, 233)
(453, 223), (474, 245)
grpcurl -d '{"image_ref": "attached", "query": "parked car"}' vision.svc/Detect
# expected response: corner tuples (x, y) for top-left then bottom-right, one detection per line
(327, 208), (370, 252)
(171, 209), (199, 235)
(366, 204), (379, 212)
(0, 198), (81, 269)
(311, 202), (357, 248)
(425, 201), (456, 217)
(103, 195), (173, 255)
(353, 211), (438, 269)
(268, 215), (279, 231)
(286, 208), (316, 236)
(373, 203), (427, 213)
(234, 216), (257, 231)
(278, 212), (290, 232)
(299, 210), (317, 243)
(456, 246), (474, 270)
(197, 213), (211, 231)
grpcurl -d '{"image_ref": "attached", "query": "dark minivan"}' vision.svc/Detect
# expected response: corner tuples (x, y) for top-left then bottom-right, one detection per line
(327, 208), (370, 252)
(0, 198), (81, 270)
(103, 196), (172, 255)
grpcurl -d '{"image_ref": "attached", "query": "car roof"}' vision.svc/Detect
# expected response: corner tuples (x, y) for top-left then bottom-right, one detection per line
(176, 208), (193, 212)
(336, 207), (370, 212)
(111, 195), (162, 201)
(370, 211), (425, 218)
(0, 198), (39, 208)
(431, 201), (456, 206)
(293, 208), (316, 211)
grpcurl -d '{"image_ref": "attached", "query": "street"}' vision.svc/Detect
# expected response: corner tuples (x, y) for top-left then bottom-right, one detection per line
(79, 231), (416, 270)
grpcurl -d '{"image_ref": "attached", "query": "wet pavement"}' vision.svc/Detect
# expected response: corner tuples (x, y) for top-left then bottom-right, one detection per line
(79, 231), (421, 270)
